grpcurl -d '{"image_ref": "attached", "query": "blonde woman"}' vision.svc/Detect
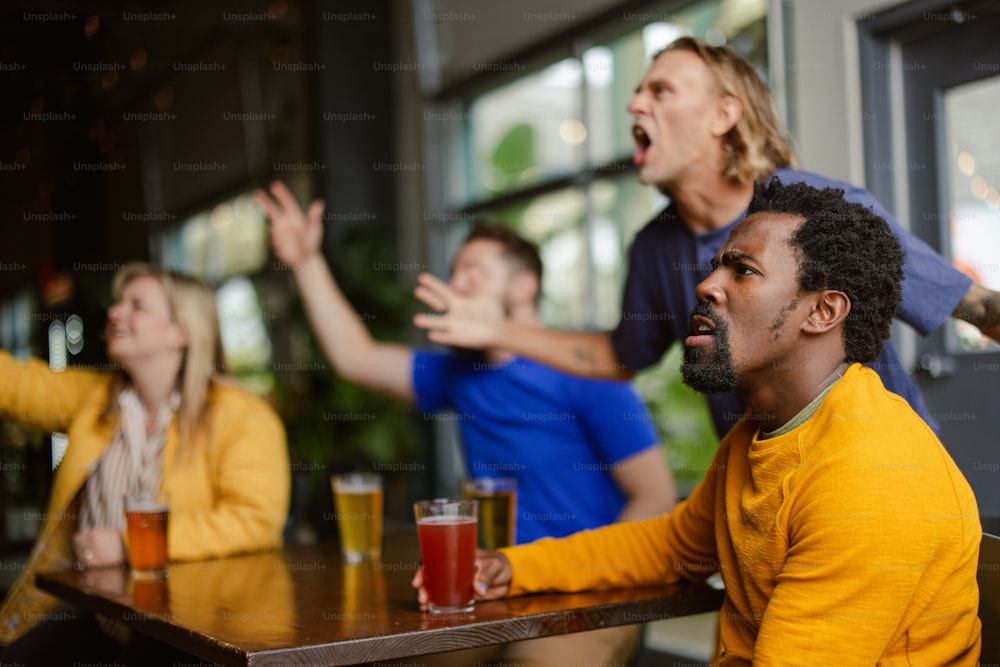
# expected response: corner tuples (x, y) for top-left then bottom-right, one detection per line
(0, 263), (290, 664)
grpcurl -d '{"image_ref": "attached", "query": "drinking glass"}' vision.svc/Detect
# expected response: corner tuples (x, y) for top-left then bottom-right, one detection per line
(331, 473), (384, 563)
(123, 496), (169, 580)
(413, 498), (478, 613)
(461, 477), (517, 549)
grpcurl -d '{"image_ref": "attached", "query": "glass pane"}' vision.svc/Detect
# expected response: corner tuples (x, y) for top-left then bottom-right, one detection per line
(160, 191), (269, 282)
(943, 75), (1000, 352)
(485, 187), (587, 329)
(0, 291), (36, 357)
(217, 277), (275, 395)
(468, 59), (582, 200)
(583, 43), (631, 167)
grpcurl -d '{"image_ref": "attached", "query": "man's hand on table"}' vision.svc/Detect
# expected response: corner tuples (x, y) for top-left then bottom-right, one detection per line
(412, 549), (513, 611)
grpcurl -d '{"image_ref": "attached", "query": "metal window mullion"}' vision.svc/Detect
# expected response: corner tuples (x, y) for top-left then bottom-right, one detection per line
(575, 39), (598, 331)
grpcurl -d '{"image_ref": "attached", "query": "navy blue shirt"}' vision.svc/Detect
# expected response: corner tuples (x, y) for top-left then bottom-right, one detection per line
(611, 168), (972, 437)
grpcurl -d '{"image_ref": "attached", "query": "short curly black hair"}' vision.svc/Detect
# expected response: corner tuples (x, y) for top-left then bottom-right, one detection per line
(747, 178), (904, 364)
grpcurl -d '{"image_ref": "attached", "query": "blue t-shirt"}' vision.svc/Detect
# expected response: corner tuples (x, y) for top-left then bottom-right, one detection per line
(412, 350), (659, 544)
(611, 168), (972, 437)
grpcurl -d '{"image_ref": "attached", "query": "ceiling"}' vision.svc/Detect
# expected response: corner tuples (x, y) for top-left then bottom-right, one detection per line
(0, 0), (295, 295)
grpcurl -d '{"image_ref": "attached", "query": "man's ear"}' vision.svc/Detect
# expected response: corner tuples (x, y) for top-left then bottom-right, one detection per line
(711, 95), (742, 137)
(801, 290), (850, 334)
(508, 271), (540, 308)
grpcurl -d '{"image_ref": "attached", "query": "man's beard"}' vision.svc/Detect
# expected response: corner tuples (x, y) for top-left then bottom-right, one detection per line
(681, 303), (739, 393)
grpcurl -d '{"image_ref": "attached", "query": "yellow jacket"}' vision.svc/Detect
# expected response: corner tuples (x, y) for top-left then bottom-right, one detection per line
(0, 352), (291, 645)
(501, 365), (981, 666)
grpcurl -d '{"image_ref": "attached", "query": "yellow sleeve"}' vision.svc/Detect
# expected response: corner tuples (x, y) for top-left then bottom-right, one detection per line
(502, 441), (724, 596)
(166, 389), (291, 560)
(502, 514), (678, 596)
(0, 351), (106, 432)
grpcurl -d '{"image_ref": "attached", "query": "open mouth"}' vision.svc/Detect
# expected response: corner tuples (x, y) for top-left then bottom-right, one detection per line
(690, 314), (716, 337)
(632, 125), (652, 165)
(685, 310), (719, 349)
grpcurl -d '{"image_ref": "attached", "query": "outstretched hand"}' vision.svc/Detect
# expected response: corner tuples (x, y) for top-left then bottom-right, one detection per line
(253, 180), (325, 269)
(411, 549), (513, 611)
(412, 273), (505, 350)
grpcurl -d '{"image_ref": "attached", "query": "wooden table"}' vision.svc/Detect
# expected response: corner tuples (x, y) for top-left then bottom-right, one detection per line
(36, 530), (724, 666)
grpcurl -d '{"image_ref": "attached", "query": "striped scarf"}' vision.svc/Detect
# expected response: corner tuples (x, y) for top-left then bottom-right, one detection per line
(79, 388), (178, 531)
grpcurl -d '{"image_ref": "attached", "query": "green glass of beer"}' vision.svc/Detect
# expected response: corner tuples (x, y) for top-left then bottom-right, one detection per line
(461, 477), (517, 549)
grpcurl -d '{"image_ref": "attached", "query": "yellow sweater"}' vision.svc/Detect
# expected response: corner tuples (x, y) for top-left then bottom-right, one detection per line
(0, 352), (291, 645)
(503, 364), (981, 666)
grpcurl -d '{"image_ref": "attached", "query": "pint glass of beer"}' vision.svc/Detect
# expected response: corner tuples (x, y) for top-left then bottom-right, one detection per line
(414, 498), (478, 613)
(461, 477), (517, 549)
(331, 473), (384, 563)
(123, 496), (169, 580)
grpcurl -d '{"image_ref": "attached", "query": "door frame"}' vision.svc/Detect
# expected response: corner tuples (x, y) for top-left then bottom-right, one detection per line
(857, 0), (1000, 529)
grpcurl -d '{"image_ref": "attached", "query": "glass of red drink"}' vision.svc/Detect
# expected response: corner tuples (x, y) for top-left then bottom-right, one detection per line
(413, 498), (478, 613)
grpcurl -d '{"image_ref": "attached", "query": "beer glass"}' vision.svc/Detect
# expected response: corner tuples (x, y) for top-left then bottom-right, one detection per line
(413, 498), (478, 613)
(123, 496), (169, 580)
(331, 473), (384, 563)
(461, 477), (517, 549)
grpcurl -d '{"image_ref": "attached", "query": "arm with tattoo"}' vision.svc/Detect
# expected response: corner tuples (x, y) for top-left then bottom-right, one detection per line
(952, 284), (1000, 343)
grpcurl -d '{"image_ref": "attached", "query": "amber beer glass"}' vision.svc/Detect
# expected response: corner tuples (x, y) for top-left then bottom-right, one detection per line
(414, 498), (478, 613)
(331, 473), (384, 563)
(462, 477), (516, 549)
(123, 496), (169, 580)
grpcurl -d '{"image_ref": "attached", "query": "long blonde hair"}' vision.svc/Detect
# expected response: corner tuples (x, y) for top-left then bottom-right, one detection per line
(659, 37), (798, 184)
(102, 263), (228, 458)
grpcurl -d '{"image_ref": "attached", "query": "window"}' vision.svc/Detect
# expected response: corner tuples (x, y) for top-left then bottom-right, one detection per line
(0, 291), (50, 537)
(157, 191), (269, 282)
(155, 190), (275, 393)
(435, 0), (769, 490)
(943, 77), (1000, 353)
(0, 291), (36, 359)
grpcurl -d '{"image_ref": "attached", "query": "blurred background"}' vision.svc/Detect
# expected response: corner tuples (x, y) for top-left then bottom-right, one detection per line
(0, 0), (998, 618)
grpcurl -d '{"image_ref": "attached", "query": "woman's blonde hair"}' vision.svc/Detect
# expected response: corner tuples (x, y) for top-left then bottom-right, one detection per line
(102, 262), (228, 458)
(660, 37), (798, 184)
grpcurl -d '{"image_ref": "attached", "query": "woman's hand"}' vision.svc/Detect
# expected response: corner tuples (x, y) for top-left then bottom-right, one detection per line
(73, 527), (126, 569)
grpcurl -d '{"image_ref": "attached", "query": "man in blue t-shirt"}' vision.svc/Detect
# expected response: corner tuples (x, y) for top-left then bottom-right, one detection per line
(255, 181), (675, 667)
(412, 37), (1000, 439)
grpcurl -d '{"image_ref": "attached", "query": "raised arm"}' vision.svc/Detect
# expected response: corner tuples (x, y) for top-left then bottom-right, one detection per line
(952, 283), (1000, 343)
(412, 272), (633, 380)
(0, 350), (105, 432)
(254, 181), (415, 403)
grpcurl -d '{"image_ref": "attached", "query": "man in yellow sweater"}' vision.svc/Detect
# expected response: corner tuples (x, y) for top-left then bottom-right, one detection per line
(417, 178), (983, 665)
